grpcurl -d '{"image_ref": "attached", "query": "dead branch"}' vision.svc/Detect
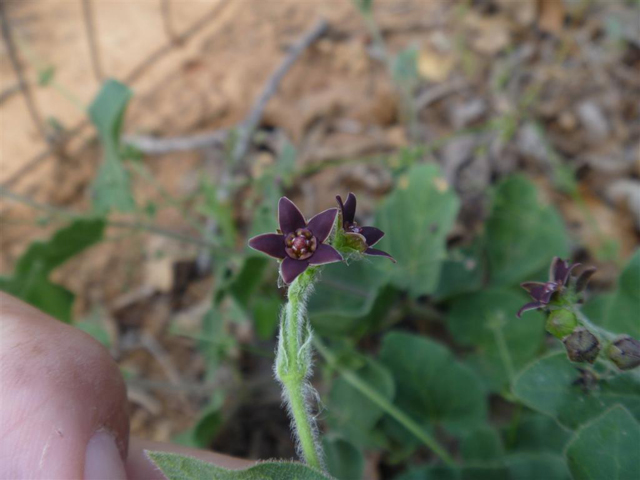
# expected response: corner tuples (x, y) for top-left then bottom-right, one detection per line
(125, 18), (329, 157)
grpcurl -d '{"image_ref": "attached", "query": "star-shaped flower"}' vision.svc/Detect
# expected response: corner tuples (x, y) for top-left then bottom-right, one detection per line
(336, 193), (395, 262)
(249, 197), (343, 284)
(517, 257), (596, 318)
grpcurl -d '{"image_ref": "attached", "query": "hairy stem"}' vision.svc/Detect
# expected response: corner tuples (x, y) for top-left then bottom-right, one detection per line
(276, 268), (323, 470)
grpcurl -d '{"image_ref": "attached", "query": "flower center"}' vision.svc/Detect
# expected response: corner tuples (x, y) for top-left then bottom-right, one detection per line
(545, 282), (559, 293)
(285, 228), (317, 260)
(346, 222), (363, 234)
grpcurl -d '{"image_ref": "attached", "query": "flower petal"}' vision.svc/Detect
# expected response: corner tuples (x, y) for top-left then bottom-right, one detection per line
(549, 257), (564, 282)
(550, 257), (579, 285)
(517, 301), (544, 318)
(309, 244), (343, 265)
(278, 197), (306, 234)
(360, 226), (384, 247)
(280, 257), (309, 284)
(520, 281), (547, 294)
(342, 193), (357, 224)
(307, 208), (338, 243)
(365, 247), (396, 263)
(248, 233), (286, 259)
(575, 267), (596, 293)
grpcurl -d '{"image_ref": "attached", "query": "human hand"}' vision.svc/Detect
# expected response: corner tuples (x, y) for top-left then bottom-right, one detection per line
(0, 293), (251, 479)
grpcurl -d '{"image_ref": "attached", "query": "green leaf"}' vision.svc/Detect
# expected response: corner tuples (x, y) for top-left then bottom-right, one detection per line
(395, 454), (570, 480)
(504, 453), (570, 480)
(485, 175), (569, 286)
(506, 412), (571, 454)
(322, 436), (364, 480)
(146, 452), (332, 480)
(88, 79), (135, 213)
(227, 256), (269, 307)
(599, 249), (640, 337)
(174, 393), (224, 448)
(15, 218), (106, 276)
(379, 332), (486, 435)
(565, 406), (640, 480)
(394, 465), (508, 480)
(374, 164), (460, 297)
(460, 426), (504, 462)
(1, 218), (105, 322)
(512, 352), (640, 429)
(327, 356), (395, 448)
(309, 260), (395, 336)
(447, 289), (545, 391)
(433, 244), (485, 301)
(15, 279), (74, 323)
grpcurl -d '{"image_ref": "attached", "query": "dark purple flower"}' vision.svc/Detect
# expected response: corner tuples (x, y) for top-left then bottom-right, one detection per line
(249, 197), (343, 284)
(517, 257), (595, 318)
(336, 193), (395, 262)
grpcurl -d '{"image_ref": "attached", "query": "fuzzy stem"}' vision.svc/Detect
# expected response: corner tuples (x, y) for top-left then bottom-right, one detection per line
(276, 268), (323, 470)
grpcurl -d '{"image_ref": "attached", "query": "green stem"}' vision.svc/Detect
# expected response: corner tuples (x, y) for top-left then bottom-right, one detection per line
(276, 268), (323, 470)
(313, 338), (457, 467)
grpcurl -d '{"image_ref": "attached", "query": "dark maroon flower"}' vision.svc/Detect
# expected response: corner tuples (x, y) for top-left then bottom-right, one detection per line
(249, 197), (343, 284)
(517, 257), (595, 318)
(336, 193), (395, 262)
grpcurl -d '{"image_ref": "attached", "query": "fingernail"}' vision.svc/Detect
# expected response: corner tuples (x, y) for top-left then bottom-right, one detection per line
(84, 431), (127, 480)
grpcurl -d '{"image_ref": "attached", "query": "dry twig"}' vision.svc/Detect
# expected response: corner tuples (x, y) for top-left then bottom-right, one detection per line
(125, 18), (329, 157)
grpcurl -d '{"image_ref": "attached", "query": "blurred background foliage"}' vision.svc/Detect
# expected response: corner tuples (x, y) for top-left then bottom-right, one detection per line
(0, 0), (638, 479)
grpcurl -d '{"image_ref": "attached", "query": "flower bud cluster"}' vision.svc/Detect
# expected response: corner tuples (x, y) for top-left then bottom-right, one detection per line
(518, 257), (639, 371)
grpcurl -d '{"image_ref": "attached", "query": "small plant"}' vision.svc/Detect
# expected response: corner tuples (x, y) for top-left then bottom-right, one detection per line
(248, 195), (393, 471)
(148, 194), (394, 477)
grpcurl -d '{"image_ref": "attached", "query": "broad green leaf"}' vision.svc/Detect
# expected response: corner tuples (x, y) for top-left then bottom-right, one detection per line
(433, 244), (485, 301)
(447, 289), (545, 391)
(395, 455), (569, 480)
(506, 412), (571, 454)
(565, 406), (640, 480)
(327, 356), (395, 448)
(89, 79), (135, 213)
(1, 218), (105, 322)
(394, 465), (507, 480)
(379, 332), (486, 434)
(374, 164), (460, 297)
(460, 426), (504, 462)
(147, 452), (332, 480)
(15, 279), (74, 323)
(485, 175), (568, 286)
(504, 453), (570, 480)
(512, 352), (640, 429)
(600, 249), (640, 337)
(309, 260), (395, 336)
(322, 436), (364, 480)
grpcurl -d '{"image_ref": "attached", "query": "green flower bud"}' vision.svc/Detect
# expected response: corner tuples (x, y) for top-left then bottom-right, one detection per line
(563, 327), (600, 364)
(607, 336), (640, 370)
(546, 309), (578, 339)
